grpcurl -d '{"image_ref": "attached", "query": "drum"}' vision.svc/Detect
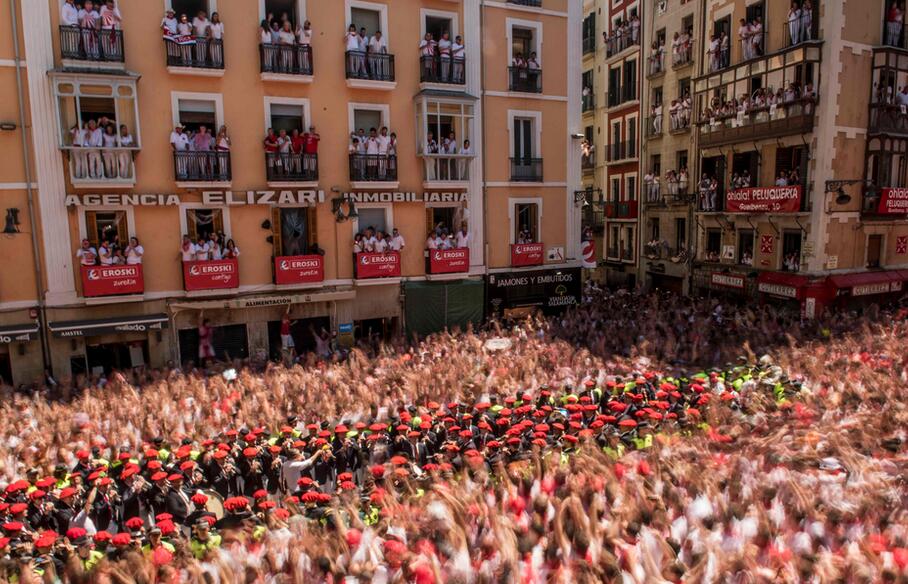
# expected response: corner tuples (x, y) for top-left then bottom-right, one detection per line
(198, 489), (225, 519)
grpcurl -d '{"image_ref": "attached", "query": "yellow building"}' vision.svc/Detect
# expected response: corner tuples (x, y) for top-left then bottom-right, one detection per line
(0, 0), (581, 386)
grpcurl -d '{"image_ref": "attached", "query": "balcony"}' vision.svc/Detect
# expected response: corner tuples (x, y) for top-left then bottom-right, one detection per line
(419, 55), (465, 86)
(607, 86), (637, 108)
(869, 103), (908, 136)
(707, 46), (730, 72)
(183, 258), (239, 292)
(647, 52), (665, 78)
(582, 202), (605, 233)
(274, 255), (325, 286)
(645, 115), (663, 138)
(260, 43), (313, 82)
(165, 37), (224, 76)
(509, 157), (543, 182)
(644, 186), (693, 207)
(345, 51), (396, 89)
(265, 152), (318, 184)
(698, 183), (811, 213)
(421, 155), (473, 187)
(354, 252), (401, 280)
(672, 41), (694, 68)
(80, 264), (144, 299)
(606, 140), (637, 163)
(349, 154), (398, 185)
(173, 151), (231, 185)
(606, 32), (639, 58)
(508, 67), (542, 93)
(620, 246), (635, 263)
(581, 153), (595, 172)
(511, 243), (544, 267)
(582, 93), (595, 113)
(65, 147), (136, 188)
(780, 16), (820, 50)
(583, 35), (596, 55)
(426, 248), (470, 275)
(59, 26), (124, 69)
(670, 108), (692, 133)
(698, 99), (817, 148)
(604, 200), (638, 219)
(862, 187), (908, 217)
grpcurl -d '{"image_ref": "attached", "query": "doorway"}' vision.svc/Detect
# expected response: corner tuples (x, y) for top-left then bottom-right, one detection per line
(425, 15), (453, 41)
(179, 324), (249, 365)
(353, 110), (383, 134)
(85, 340), (148, 376)
(267, 316), (330, 359)
(0, 352), (11, 387)
(172, 0), (210, 18)
(350, 8), (381, 36)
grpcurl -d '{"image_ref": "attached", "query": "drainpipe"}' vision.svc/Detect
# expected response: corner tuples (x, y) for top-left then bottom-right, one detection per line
(10, 0), (52, 376)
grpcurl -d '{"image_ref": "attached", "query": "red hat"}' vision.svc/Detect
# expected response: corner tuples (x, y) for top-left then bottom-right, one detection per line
(9, 503), (27, 516)
(390, 456), (408, 466)
(253, 489), (268, 500)
(223, 497), (249, 512)
(2, 522), (23, 534)
(59, 487), (77, 499)
(243, 447), (258, 458)
(369, 423), (386, 432)
(339, 480), (356, 491)
(158, 520), (177, 536)
(29, 490), (46, 501)
(36, 477), (55, 489)
(94, 531), (112, 543)
(121, 464), (139, 479)
(144, 449), (159, 459)
(297, 477), (314, 487)
(151, 472), (168, 482)
(155, 513), (173, 523)
(147, 460), (162, 470)
(125, 517), (144, 530)
(112, 533), (132, 547)
(334, 425), (348, 434)
(370, 465), (386, 479)
(212, 450), (229, 460)
(34, 534), (56, 548)
(76, 450), (90, 460)
(180, 461), (195, 472)
(191, 493), (208, 505)
(66, 527), (87, 540)
(167, 474), (183, 482)
(258, 500), (276, 510)
(618, 419), (637, 428)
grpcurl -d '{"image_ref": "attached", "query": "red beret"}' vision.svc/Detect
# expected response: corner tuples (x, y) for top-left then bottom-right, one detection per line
(94, 531), (112, 543)
(151, 472), (168, 482)
(125, 517), (144, 530)
(191, 493), (208, 505)
(112, 533), (132, 546)
(59, 487), (77, 499)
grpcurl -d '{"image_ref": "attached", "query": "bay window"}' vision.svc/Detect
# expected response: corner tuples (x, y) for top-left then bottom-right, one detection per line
(415, 98), (475, 184)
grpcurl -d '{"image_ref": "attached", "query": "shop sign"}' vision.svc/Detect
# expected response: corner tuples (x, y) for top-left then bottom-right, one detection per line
(183, 258), (239, 291)
(711, 272), (745, 290)
(49, 315), (168, 338)
(852, 281), (903, 297)
(877, 188), (908, 214)
(428, 248), (469, 274)
(356, 252), (401, 279)
(726, 186), (802, 213)
(487, 268), (581, 313)
(0, 327), (37, 344)
(345, 192), (468, 203)
(65, 190), (325, 207)
(81, 265), (144, 297)
(757, 282), (798, 298)
(274, 255), (324, 285)
(511, 243), (544, 267)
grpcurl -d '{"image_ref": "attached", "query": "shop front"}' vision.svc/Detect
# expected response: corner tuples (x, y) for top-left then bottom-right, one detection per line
(48, 314), (168, 376)
(486, 267), (582, 320)
(644, 261), (687, 295)
(0, 323), (40, 387)
(826, 269), (908, 309)
(756, 271), (831, 318)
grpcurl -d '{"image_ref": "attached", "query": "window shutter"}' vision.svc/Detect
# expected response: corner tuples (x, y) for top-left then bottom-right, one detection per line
(425, 207), (434, 238)
(85, 212), (99, 246)
(116, 211), (129, 241)
(186, 211), (198, 241)
(213, 210), (225, 237)
(306, 206), (318, 250)
(272, 207), (283, 257)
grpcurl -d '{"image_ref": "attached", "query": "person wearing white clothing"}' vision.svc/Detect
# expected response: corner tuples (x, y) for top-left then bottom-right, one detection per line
(389, 228), (405, 252)
(419, 33), (437, 80)
(61, 0), (79, 27)
(438, 32), (452, 82)
(85, 120), (104, 179)
(277, 21), (296, 73)
(296, 21), (312, 73)
(117, 125), (134, 179)
(455, 227), (469, 249)
(194, 237), (210, 261)
(76, 239), (98, 266)
(101, 124), (118, 178)
(368, 31), (387, 79)
(180, 235), (196, 262)
(208, 12), (224, 67)
(363, 230), (377, 253)
(787, 3), (801, 46)
(125, 237), (144, 265)
(459, 140), (473, 180)
(452, 36), (465, 83)
(78, 1), (101, 60)
(192, 11), (210, 65)
(161, 9), (178, 34)
(98, 241), (114, 266)
(374, 232), (389, 253)
(345, 25), (366, 77)
(70, 124), (88, 179)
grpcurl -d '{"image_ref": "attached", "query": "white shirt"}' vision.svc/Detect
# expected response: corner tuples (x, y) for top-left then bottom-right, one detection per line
(170, 132), (190, 151)
(461, 145), (473, 156)
(297, 27), (312, 45)
(209, 243), (222, 260)
(364, 236), (377, 252)
(87, 128), (104, 148)
(195, 242), (210, 260)
(376, 135), (391, 155)
(278, 30), (295, 45)
(452, 42), (465, 58)
(98, 246), (113, 265)
(71, 128), (86, 147)
(366, 137), (380, 155)
(389, 234), (405, 251)
(78, 8), (99, 28)
(177, 21), (192, 36)
(346, 32), (360, 51)
(419, 39), (436, 56)
(369, 36), (386, 53)
(456, 231), (469, 248)
(209, 22), (224, 40)
(61, 2), (80, 26)
(102, 133), (117, 148)
(77, 247), (98, 266)
(161, 16), (178, 35)
(119, 133), (134, 147)
(100, 5), (121, 29)
(438, 39), (452, 56)
(192, 17), (210, 38)
(126, 245), (143, 265)
(262, 29), (273, 44)
(374, 238), (389, 253)
(180, 243), (196, 261)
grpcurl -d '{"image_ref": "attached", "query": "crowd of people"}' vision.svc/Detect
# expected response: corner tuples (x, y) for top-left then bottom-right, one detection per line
(0, 288), (905, 581)
(700, 84), (817, 130)
(260, 14), (313, 74)
(706, 31), (731, 72)
(349, 127), (398, 181)
(68, 118), (135, 181)
(60, 0), (123, 59)
(160, 9), (225, 68)
(644, 168), (691, 202)
(646, 28), (694, 76)
(697, 173), (721, 212)
(604, 16), (641, 55)
(426, 225), (469, 251)
(352, 226), (406, 256)
(419, 32), (466, 84)
(786, 0), (815, 46)
(179, 233), (240, 263)
(345, 25), (391, 80)
(263, 127), (320, 179)
(169, 124), (231, 180)
(76, 236), (143, 267)
(886, 1), (907, 47)
(649, 95), (692, 135)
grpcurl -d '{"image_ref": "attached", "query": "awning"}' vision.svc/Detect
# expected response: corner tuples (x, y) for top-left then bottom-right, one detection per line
(48, 314), (168, 338)
(828, 270), (908, 297)
(756, 271), (810, 300)
(0, 323), (39, 344)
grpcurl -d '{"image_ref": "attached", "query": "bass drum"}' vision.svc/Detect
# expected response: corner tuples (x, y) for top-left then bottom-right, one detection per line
(198, 489), (225, 519)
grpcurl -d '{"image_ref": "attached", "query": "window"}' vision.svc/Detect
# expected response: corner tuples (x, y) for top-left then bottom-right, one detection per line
(608, 67), (621, 106)
(781, 230), (802, 271)
(678, 77), (690, 99)
(622, 60), (637, 101)
(268, 102), (306, 134)
(582, 14), (596, 41)
(424, 14), (454, 42)
(185, 208), (225, 241)
(676, 150), (688, 172)
(608, 225), (619, 257)
(621, 225), (635, 261)
(867, 234), (883, 268)
(737, 229), (754, 265)
(649, 217), (660, 240)
(418, 100), (474, 154)
(350, 8), (381, 37)
(426, 206), (465, 238)
(732, 152), (759, 187)
(178, 99), (218, 134)
(353, 109), (384, 135)
(653, 86), (663, 106)
(513, 117), (535, 159)
(681, 15), (693, 35)
(706, 228), (721, 257)
(512, 27), (535, 60)
(84, 211), (128, 247)
(54, 78), (140, 148)
(514, 203), (539, 243)
(656, 28), (666, 46)
(357, 207), (389, 236)
(272, 207), (318, 256)
(650, 154), (661, 176)
(774, 146), (808, 187)
(264, 0), (304, 27)
(625, 175), (637, 202)
(172, 0), (211, 18)
(674, 218), (686, 251)
(611, 177), (621, 202)
(627, 120), (637, 153)
(611, 121), (621, 148)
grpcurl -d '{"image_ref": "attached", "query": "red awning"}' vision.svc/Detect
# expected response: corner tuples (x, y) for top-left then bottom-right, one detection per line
(756, 271), (810, 288)
(827, 270), (903, 289)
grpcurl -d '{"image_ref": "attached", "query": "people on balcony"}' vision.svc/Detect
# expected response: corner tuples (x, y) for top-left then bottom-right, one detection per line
(698, 173), (719, 211)
(69, 117), (134, 181)
(125, 237), (144, 265)
(701, 84), (816, 130)
(180, 232), (236, 262)
(707, 31), (730, 71)
(886, 2), (904, 47)
(738, 16), (764, 62)
(453, 36), (465, 81)
(787, 0), (814, 45)
(389, 228), (406, 253)
(163, 8), (223, 68)
(648, 42), (664, 75)
(61, 0), (79, 27)
(669, 96), (692, 131)
(76, 239), (98, 266)
(731, 170), (753, 190)
(644, 172), (660, 201)
(671, 29), (692, 66)
(651, 102), (663, 134)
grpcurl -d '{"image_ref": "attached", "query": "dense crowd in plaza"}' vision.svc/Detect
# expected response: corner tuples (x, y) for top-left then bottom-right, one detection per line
(0, 286), (904, 582)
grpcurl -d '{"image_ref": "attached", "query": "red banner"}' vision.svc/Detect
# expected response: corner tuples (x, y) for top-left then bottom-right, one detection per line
(356, 252), (401, 279)
(726, 186), (802, 213)
(428, 248), (470, 274)
(511, 243), (544, 267)
(877, 188), (908, 214)
(81, 265), (144, 297)
(183, 259), (239, 291)
(274, 255), (325, 285)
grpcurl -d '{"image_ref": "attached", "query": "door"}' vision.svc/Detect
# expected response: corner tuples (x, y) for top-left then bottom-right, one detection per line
(353, 110), (383, 134)
(513, 118), (533, 161)
(0, 351), (11, 387)
(867, 234), (883, 268)
(267, 316), (331, 359)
